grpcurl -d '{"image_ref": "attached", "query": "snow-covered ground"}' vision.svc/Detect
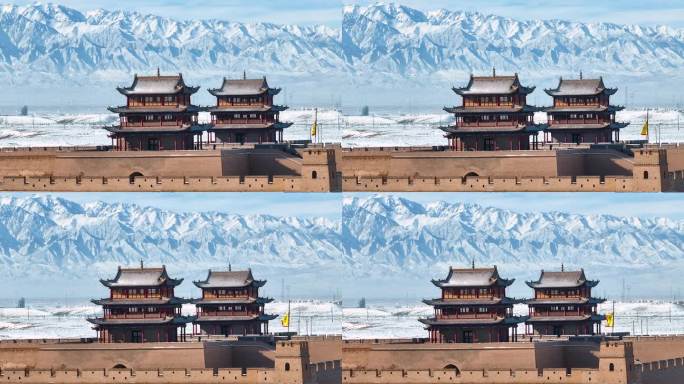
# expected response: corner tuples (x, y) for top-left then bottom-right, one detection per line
(0, 299), (342, 340)
(0, 108), (681, 148)
(1, 298), (683, 340)
(342, 300), (684, 339)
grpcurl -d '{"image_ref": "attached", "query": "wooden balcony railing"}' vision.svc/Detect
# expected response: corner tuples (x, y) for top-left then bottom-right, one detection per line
(214, 119), (273, 125)
(549, 119), (612, 125)
(123, 121), (193, 127)
(458, 121), (526, 127)
(105, 313), (174, 320)
(436, 313), (505, 320)
(197, 311), (259, 317)
(531, 311), (593, 317)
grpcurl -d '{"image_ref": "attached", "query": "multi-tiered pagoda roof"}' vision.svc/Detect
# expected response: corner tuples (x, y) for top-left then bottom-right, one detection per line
(525, 268), (606, 336)
(116, 74), (200, 96)
(452, 74), (536, 96)
(206, 76), (292, 144)
(192, 268), (276, 335)
(419, 265), (525, 343)
(88, 264), (193, 343)
(105, 72), (205, 150)
(542, 76), (628, 143)
(208, 78), (281, 97)
(441, 72), (544, 151)
(525, 269), (600, 289)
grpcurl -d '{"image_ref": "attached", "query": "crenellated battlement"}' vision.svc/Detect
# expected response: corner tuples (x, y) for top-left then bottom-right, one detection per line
(0, 144), (683, 192)
(343, 368), (599, 384)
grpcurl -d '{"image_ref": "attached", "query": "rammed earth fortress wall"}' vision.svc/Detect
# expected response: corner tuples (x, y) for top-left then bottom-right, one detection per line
(0, 145), (682, 192)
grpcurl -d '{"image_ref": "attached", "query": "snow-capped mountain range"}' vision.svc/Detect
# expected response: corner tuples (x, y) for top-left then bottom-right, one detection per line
(1, 2), (684, 105)
(0, 194), (682, 297)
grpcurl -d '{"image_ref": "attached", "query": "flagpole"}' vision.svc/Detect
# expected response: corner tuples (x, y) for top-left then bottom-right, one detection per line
(647, 109), (650, 144)
(612, 300), (615, 335)
(287, 299), (291, 340)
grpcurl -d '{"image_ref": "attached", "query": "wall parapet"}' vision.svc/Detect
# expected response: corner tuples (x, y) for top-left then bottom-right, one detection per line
(343, 368), (597, 384)
(0, 175), (321, 192)
(342, 175), (635, 192)
(0, 367), (274, 383)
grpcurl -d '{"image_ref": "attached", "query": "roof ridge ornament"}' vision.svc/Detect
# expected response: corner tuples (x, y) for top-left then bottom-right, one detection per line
(492, 67), (496, 77)
(156, 67), (160, 77)
(579, 71), (583, 80)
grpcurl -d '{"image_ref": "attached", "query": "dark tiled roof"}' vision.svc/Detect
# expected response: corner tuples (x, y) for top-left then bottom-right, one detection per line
(546, 123), (629, 131)
(194, 269), (266, 289)
(117, 73), (199, 96)
(194, 314), (278, 322)
(545, 78), (618, 97)
(208, 77), (281, 96)
(209, 122), (292, 130)
(100, 265), (183, 288)
(453, 74), (535, 96)
(444, 105), (540, 114)
(193, 297), (273, 305)
(91, 297), (190, 306)
(107, 105), (202, 114)
(104, 124), (206, 134)
(525, 298), (606, 305)
(422, 297), (519, 306)
(526, 314), (605, 323)
(432, 266), (514, 288)
(419, 316), (526, 326)
(207, 105), (289, 113)
(440, 124), (542, 134)
(87, 315), (194, 326)
(544, 105), (624, 113)
(526, 269), (599, 289)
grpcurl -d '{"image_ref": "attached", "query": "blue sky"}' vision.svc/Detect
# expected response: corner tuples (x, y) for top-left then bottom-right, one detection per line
(12, 1), (684, 27)
(8, 192), (684, 220)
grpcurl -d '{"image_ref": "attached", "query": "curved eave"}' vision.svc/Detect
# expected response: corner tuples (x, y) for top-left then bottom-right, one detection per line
(91, 297), (191, 306)
(441, 124), (545, 135)
(87, 316), (194, 326)
(526, 314), (604, 323)
(194, 314), (277, 323)
(107, 106), (201, 114)
(545, 88), (618, 97)
(419, 316), (526, 326)
(193, 279), (265, 289)
(116, 87), (199, 96)
(520, 86), (535, 95)
(207, 88), (278, 97)
(443, 106), (540, 114)
(100, 278), (184, 288)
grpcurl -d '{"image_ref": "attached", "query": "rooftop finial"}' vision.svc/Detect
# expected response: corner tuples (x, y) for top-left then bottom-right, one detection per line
(140, 259), (144, 269)
(157, 67), (160, 77)
(492, 67), (496, 77)
(561, 263), (565, 272)
(229, 263), (232, 272)
(472, 259), (475, 269)
(579, 71), (583, 80)
(243, 70), (247, 80)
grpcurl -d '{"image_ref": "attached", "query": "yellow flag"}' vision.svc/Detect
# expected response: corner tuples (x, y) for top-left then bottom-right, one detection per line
(606, 313), (615, 327)
(311, 121), (317, 137)
(281, 311), (289, 327)
(640, 121), (649, 136)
